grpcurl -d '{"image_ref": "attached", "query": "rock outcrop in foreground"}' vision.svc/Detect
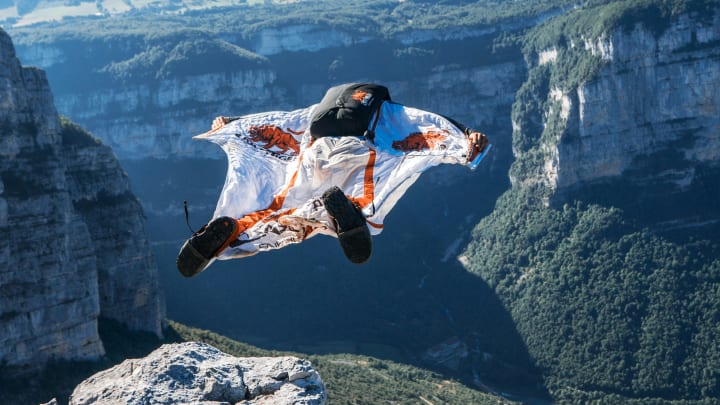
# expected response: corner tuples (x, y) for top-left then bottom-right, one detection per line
(69, 342), (327, 405)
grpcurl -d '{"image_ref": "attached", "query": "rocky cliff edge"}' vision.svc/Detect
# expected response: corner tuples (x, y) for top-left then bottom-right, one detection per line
(68, 342), (327, 405)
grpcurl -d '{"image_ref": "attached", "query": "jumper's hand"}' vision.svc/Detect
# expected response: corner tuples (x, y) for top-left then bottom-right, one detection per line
(468, 131), (489, 153)
(467, 131), (490, 164)
(211, 116), (231, 131)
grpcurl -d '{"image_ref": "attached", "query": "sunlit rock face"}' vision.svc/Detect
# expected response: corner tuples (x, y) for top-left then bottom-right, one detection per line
(533, 12), (720, 192)
(12, 16), (524, 163)
(0, 27), (164, 371)
(51, 69), (284, 160)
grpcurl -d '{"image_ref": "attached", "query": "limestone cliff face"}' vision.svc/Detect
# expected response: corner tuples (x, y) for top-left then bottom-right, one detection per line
(63, 131), (165, 336)
(515, 9), (720, 194)
(0, 28), (164, 370)
(59, 62), (518, 162)
(249, 24), (366, 56)
(54, 69), (284, 160)
(12, 28), (521, 163)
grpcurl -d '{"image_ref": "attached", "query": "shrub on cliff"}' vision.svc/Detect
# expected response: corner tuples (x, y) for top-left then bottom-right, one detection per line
(59, 116), (101, 147)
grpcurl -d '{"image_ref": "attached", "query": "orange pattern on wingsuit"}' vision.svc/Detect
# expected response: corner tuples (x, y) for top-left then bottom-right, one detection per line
(391, 130), (447, 152)
(248, 125), (302, 155)
(349, 149), (384, 230)
(351, 90), (369, 102)
(228, 141), (310, 238)
(229, 139), (385, 248)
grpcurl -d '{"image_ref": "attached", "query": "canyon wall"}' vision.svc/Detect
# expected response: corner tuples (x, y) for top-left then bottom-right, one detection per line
(0, 28), (165, 371)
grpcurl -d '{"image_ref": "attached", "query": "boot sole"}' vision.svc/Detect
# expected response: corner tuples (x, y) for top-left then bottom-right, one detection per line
(176, 216), (238, 277)
(323, 186), (372, 264)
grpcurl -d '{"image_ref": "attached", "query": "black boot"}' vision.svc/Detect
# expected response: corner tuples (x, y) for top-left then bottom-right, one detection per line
(176, 216), (238, 277)
(322, 186), (372, 264)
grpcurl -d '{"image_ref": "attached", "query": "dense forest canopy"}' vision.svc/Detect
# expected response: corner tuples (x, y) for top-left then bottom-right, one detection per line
(464, 188), (720, 402)
(8, 0), (581, 41)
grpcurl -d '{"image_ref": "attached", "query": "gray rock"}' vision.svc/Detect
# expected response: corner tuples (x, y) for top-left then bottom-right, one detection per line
(69, 342), (327, 405)
(515, 10), (720, 192)
(0, 27), (165, 371)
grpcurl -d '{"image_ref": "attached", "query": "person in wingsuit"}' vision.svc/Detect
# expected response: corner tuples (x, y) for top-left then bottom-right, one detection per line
(176, 83), (490, 277)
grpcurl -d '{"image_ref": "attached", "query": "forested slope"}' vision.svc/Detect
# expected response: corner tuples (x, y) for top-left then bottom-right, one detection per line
(465, 0), (720, 402)
(465, 190), (720, 402)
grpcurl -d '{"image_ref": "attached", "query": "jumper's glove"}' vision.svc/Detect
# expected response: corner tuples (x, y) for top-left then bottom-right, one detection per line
(211, 116), (231, 131)
(467, 131), (489, 163)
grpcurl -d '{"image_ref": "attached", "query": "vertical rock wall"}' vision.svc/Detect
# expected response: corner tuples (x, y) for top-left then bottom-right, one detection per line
(0, 27), (164, 370)
(63, 132), (165, 337)
(523, 10), (720, 192)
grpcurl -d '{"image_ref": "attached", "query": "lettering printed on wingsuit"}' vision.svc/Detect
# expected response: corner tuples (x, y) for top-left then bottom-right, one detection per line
(236, 125), (303, 159)
(392, 130), (448, 152)
(256, 220), (324, 249)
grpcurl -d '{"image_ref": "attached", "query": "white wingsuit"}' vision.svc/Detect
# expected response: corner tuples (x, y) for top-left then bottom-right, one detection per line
(195, 100), (489, 261)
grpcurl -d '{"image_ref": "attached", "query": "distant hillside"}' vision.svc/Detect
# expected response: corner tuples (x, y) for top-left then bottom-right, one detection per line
(465, 189), (720, 402)
(2, 0), (577, 30)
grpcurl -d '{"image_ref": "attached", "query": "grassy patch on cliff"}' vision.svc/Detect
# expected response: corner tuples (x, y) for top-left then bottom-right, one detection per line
(102, 38), (269, 81)
(527, 0), (718, 52)
(59, 115), (102, 146)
